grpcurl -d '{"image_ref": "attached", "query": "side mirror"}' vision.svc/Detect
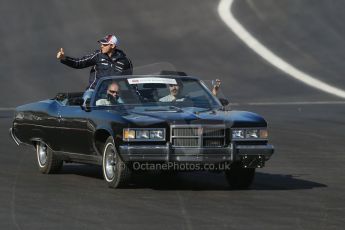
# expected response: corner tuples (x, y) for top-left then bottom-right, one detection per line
(219, 98), (229, 106)
(81, 98), (92, 112)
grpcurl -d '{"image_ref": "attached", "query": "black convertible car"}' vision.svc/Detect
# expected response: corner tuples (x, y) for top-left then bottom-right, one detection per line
(10, 75), (274, 189)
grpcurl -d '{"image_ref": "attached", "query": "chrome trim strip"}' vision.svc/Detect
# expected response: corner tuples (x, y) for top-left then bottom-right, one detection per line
(9, 128), (20, 146)
(15, 123), (90, 132)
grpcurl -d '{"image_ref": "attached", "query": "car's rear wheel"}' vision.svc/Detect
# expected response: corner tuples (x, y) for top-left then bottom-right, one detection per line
(102, 137), (130, 188)
(225, 162), (255, 190)
(36, 142), (63, 174)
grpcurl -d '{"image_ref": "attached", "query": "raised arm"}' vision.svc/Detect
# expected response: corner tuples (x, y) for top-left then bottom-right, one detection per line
(212, 79), (221, 96)
(57, 48), (99, 69)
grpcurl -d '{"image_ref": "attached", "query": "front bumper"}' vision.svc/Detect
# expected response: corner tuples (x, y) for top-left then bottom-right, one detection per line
(118, 143), (274, 165)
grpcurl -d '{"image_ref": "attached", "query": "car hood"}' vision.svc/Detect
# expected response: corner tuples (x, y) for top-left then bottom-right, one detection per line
(112, 107), (267, 127)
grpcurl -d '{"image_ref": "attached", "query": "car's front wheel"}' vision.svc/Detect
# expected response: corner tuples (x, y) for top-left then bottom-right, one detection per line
(102, 137), (130, 188)
(225, 162), (255, 190)
(36, 141), (63, 174)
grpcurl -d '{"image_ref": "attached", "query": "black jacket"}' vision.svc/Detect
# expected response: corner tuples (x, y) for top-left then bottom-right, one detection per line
(61, 49), (133, 89)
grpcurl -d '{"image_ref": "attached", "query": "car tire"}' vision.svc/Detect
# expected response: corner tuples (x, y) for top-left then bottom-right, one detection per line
(225, 162), (255, 190)
(36, 142), (63, 174)
(102, 136), (130, 188)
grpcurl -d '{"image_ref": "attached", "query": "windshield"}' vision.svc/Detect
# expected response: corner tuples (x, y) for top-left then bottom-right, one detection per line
(92, 76), (221, 109)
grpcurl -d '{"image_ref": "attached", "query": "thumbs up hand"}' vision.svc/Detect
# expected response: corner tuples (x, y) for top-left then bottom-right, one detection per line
(57, 48), (65, 59)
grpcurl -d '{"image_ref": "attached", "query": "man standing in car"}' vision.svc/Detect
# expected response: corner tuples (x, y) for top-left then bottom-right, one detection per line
(56, 34), (133, 102)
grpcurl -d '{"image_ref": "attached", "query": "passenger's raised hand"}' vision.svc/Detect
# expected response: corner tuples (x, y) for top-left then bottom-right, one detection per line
(212, 79), (221, 96)
(57, 48), (65, 60)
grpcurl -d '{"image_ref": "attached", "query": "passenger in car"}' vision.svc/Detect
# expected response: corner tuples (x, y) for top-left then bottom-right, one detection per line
(159, 82), (185, 102)
(57, 34), (132, 104)
(96, 82), (124, 106)
(159, 79), (221, 102)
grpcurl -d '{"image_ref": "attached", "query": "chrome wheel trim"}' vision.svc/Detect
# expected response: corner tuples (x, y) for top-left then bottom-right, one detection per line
(103, 142), (117, 182)
(37, 142), (47, 167)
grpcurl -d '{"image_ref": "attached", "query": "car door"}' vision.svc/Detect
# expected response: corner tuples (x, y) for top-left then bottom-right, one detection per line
(27, 100), (62, 151)
(57, 105), (95, 154)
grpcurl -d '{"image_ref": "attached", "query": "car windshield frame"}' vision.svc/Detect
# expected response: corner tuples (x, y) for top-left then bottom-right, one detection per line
(90, 75), (222, 109)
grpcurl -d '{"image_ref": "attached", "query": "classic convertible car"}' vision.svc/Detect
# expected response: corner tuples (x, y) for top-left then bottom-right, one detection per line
(10, 75), (274, 189)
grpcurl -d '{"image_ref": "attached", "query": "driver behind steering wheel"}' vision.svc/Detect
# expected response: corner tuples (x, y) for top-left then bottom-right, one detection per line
(96, 82), (124, 106)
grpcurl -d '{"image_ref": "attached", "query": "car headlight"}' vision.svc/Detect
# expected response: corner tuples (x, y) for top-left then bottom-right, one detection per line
(232, 128), (268, 139)
(246, 129), (259, 138)
(232, 129), (244, 139)
(123, 128), (165, 141)
(150, 130), (164, 139)
(136, 130), (150, 139)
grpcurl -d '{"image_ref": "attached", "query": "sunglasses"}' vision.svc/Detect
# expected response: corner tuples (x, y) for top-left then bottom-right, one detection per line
(101, 43), (111, 47)
(108, 90), (119, 94)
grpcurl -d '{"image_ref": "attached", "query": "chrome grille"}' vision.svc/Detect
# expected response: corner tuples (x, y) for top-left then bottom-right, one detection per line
(172, 128), (198, 137)
(173, 138), (199, 147)
(171, 125), (226, 148)
(203, 128), (225, 137)
(203, 138), (225, 147)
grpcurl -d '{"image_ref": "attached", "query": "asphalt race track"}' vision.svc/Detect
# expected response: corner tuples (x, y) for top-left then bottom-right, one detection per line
(1, 0), (344, 229)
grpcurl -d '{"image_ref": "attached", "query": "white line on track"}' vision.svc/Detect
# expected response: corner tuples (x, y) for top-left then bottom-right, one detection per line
(218, 0), (345, 99)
